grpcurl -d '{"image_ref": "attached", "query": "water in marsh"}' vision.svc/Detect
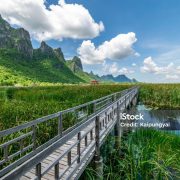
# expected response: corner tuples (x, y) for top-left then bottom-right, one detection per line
(125, 103), (180, 136)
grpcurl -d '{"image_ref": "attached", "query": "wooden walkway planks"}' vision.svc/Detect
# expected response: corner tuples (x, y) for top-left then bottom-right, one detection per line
(20, 121), (96, 180)
(20, 111), (119, 179)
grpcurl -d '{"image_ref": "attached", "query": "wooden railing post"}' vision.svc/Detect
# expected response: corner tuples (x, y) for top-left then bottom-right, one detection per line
(112, 107), (114, 118)
(77, 132), (81, 163)
(130, 92), (133, 106)
(58, 113), (63, 137)
(126, 94), (130, 109)
(95, 115), (100, 156)
(93, 102), (96, 113)
(55, 162), (59, 180)
(68, 151), (72, 166)
(102, 118), (105, 128)
(105, 112), (108, 127)
(90, 129), (93, 141)
(32, 125), (36, 150)
(85, 135), (88, 147)
(4, 145), (8, 161)
(133, 94), (138, 106)
(20, 139), (23, 154)
(114, 101), (121, 150)
(124, 95), (127, 109)
(94, 115), (103, 179)
(36, 163), (41, 180)
(113, 94), (116, 102)
(108, 113), (110, 122)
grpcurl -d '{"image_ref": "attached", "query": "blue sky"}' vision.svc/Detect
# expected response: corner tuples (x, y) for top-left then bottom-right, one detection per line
(1, 0), (180, 82)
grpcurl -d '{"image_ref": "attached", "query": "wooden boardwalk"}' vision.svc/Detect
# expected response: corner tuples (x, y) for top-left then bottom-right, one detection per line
(0, 87), (138, 180)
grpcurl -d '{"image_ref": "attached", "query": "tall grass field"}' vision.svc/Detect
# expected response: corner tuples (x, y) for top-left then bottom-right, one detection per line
(83, 129), (180, 179)
(0, 84), (132, 130)
(139, 83), (180, 109)
(0, 83), (179, 179)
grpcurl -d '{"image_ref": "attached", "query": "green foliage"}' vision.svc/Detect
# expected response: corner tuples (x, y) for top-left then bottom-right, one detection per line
(66, 60), (95, 82)
(74, 70), (93, 82)
(0, 49), (84, 85)
(0, 84), (131, 130)
(139, 83), (180, 109)
(0, 84), (132, 167)
(84, 129), (180, 179)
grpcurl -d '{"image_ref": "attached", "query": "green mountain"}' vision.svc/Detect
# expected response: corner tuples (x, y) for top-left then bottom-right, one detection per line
(0, 48), (85, 85)
(0, 16), (87, 85)
(66, 56), (101, 82)
(66, 56), (83, 73)
(0, 15), (33, 59)
(0, 15), (137, 85)
(101, 74), (137, 83)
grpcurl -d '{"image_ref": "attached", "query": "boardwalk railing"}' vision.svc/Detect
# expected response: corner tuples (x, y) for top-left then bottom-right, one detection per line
(0, 86), (139, 179)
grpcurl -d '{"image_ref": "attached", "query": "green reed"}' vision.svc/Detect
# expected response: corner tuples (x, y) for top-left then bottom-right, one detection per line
(83, 129), (180, 180)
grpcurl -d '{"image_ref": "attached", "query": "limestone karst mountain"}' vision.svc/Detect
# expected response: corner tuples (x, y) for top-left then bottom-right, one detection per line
(0, 15), (137, 85)
(0, 15), (33, 59)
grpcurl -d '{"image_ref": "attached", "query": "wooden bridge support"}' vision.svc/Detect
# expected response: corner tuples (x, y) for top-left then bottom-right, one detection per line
(129, 94), (138, 107)
(114, 102), (121, 150)
(132, 96), (138, 106)
(94, 115), (104, 179)
(94, 156), (103, 179)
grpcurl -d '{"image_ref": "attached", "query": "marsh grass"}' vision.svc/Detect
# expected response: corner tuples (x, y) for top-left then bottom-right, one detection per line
(1, 84), (180, 175)
(139, 84), (180, 109)
(0, 84), (133, 169)
(0, 84), (132, 130)
(83, 129), (180, 180)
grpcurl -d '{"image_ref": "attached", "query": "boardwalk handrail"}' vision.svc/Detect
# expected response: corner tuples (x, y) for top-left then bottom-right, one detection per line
(0, 86), (139, 179)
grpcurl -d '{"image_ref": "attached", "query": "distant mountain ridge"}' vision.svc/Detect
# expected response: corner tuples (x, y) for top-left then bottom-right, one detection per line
(101, 74), (137, 83)
(0, 15), (138, 85)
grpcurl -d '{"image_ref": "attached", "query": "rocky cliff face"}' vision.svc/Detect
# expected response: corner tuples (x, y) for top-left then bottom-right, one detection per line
(0, 16), (138, 83)
(14, 28), (33, 58)
(0, 15), (67, 61)
(38, 41), (55, 58)
(54, 48), (65, 62)
(0, 15), (13, 48)
(0, 15), (33, 59)
(66, 56), (83, 73)
(72, 56), (83, 71)
(33, 41), (66, 63)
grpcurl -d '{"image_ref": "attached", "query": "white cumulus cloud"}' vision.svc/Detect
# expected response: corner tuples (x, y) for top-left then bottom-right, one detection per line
(166, 74), (179, 80)
(0, 0), (104, 41)
(119, 67), (134, 75)
(77, 32), (138, 64)
(141, 57), (160, 73)
(141, 56), (180, 80)
(103, 62), (134, 76)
